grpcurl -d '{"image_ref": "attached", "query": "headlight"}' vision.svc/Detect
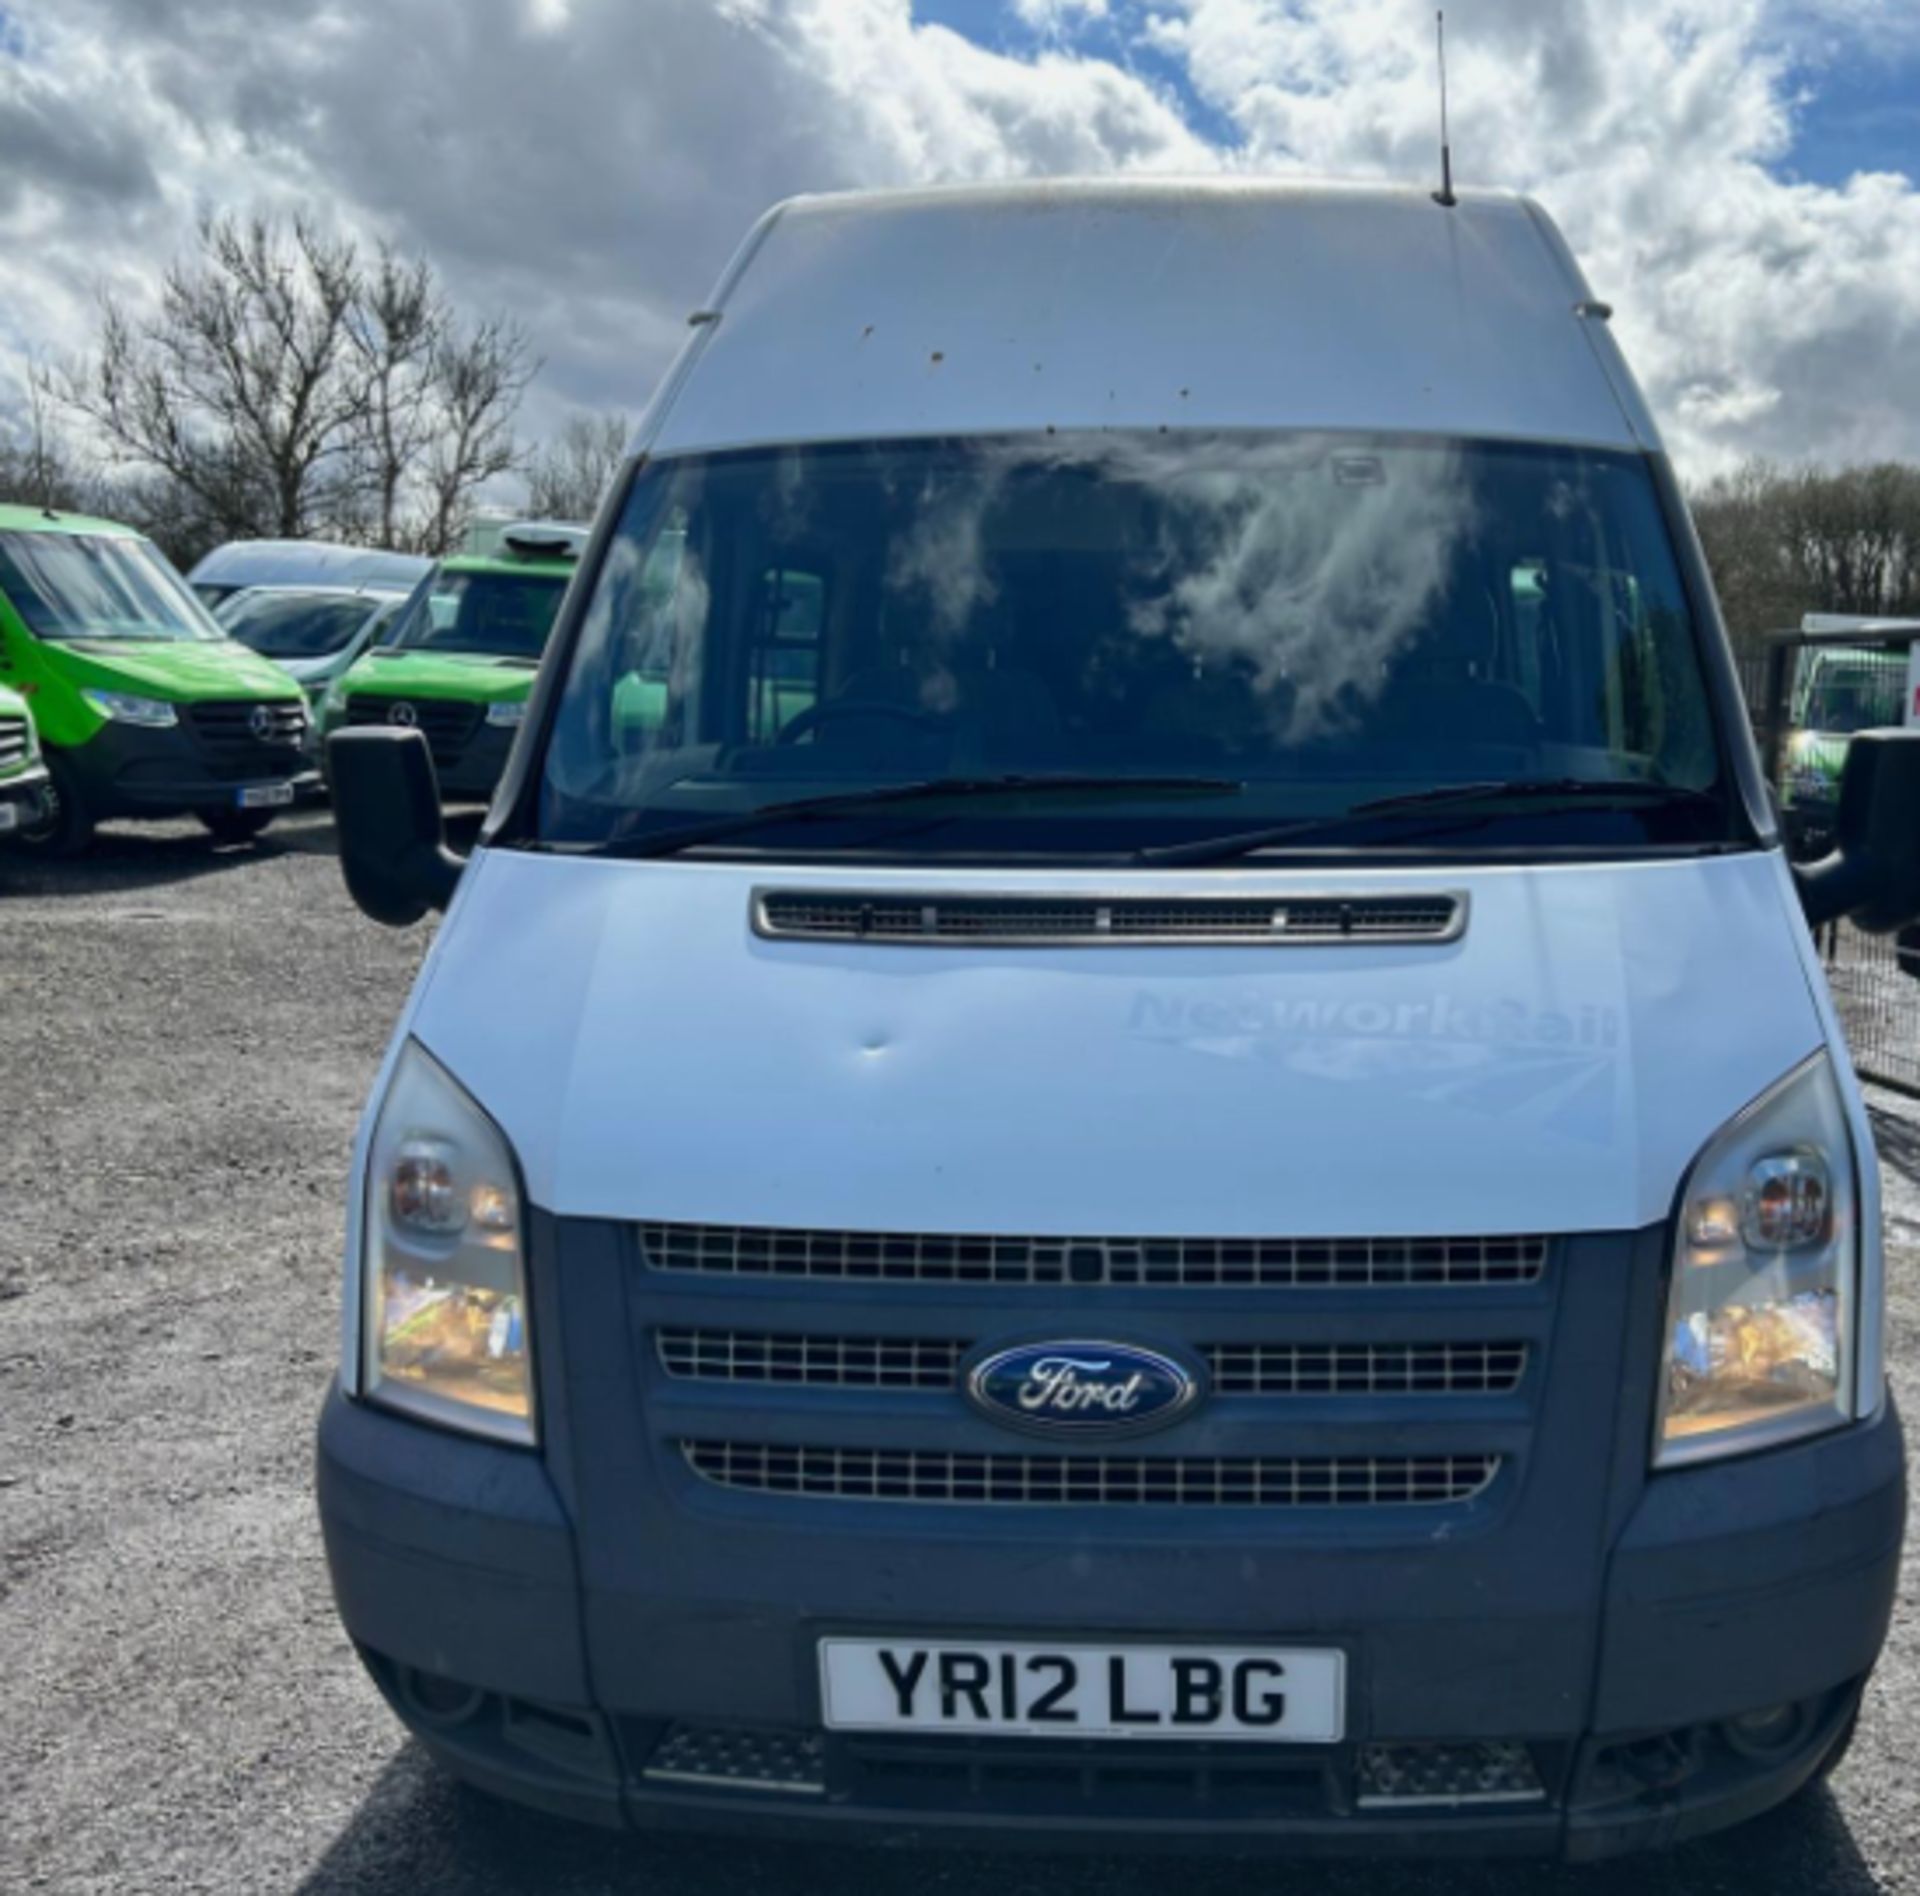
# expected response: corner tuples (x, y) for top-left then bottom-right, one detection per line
(362, 1041), (533, 1444)
(83, 689), (177, 728)
(486, 698), (527, 729)
(1657, 1052), (1857, 1467)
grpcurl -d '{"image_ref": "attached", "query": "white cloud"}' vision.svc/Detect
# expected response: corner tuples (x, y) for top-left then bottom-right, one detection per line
(1011, 0), (1112, 31)
(1, 0), (1917, 481)
(1148, 0), (1920, 474)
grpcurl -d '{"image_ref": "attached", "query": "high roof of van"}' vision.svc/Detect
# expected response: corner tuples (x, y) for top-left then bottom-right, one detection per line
(644, 179), (1658, 460)
(0, 503), (141, 539)
(438, 520), (587, 580)
(460, 518), (592, 563)
(187, 538), (433, 590)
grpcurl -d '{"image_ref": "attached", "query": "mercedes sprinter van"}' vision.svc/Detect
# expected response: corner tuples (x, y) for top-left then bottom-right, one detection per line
(315, 524), (585, 803)
(0, 680), (48, 838)
(317, 182), (1912, 1858)
(0, 506), (313, 853)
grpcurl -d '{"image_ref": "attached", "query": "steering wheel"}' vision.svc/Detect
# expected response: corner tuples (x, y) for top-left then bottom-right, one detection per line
(776, 698), (950, 746)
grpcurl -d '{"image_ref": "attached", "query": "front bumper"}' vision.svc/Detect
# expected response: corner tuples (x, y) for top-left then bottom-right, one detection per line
(60, 719), (316, 817)
(0, 762), (50, 833)
(433, 721), (515, 801)
(318, 709), (513, 804)
(317, 1213), (1906, 1859)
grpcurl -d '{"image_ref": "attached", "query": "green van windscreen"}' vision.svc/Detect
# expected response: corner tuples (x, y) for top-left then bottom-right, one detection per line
(0, 531), (223, 643)
(384, 569), (568, 661)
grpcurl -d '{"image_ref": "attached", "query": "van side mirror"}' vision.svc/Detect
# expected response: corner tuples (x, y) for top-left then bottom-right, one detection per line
(1792, 729), (1920, 932)
(328, 727), (464, 926)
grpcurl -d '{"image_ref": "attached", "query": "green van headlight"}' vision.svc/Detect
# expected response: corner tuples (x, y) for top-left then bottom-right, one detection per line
(83, 689), (178, 728)
(361, 1042), (534, 1445)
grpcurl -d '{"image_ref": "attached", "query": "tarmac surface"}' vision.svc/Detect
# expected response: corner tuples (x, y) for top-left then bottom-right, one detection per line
(4, 809), (1918, 1894)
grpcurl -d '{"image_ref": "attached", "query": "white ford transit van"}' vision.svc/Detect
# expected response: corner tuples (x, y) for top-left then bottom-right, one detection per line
(318, 181), (1910, 1858)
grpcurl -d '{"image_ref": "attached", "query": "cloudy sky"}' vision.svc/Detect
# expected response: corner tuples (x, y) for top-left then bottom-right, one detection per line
(1, 0), (1917, 479)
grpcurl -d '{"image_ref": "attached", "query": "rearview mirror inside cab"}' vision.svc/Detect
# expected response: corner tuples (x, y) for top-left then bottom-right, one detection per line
(329, 727), (464, 926)
(1794, 729), (1920, 935)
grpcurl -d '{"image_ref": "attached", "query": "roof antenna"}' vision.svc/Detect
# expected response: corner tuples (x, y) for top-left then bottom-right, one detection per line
(1432, 9), (1457, 208)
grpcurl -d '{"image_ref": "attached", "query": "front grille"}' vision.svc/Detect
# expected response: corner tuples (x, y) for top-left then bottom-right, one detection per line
(645, 1722), (825, 1795)
(680, 1442), (1499, 1507)
(1356, 1740), (1546, 1809)
(641, 1224), (1547, 1289)
(632, 1722), (1559, 1822)
(1207, 1341), (1528, 1396)
(844, 1736), (1333, 1816)
(180, 699), (307, 776)
(0, 715), (28, 772)
(657, 1330), (1528, 1397)
(342, 694), (483, 769)
(659, 1331), (966, 1389)
(754, 889), (1464, 946)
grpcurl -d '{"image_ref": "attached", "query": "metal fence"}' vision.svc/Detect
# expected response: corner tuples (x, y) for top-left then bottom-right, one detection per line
(1817, 923), (1920, 1093)
(1737, 632), (1919, 1094)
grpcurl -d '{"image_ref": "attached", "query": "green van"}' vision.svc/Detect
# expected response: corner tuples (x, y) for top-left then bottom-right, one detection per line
(1780, 642), (1908, 859)
(0, 679), (50, 839)
(0, 505), (313, 854)
(316, 523), (584, 802)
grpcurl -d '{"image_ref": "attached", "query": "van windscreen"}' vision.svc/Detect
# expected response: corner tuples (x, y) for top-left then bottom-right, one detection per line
(384, 568), (568, 661)
(0, 531), (223, 643)
(221, 592), (381, 659)
(536, 433), (1738, 858)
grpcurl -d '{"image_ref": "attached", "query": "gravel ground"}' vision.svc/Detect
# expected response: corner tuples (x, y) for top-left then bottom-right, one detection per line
(3, 811), (1918, 1894)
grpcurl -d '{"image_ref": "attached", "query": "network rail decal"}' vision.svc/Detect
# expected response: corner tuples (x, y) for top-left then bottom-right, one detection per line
(1127, 988), (1624, 1144)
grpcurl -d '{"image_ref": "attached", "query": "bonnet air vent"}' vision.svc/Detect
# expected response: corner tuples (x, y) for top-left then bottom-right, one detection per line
(752, 890), (1465, 946)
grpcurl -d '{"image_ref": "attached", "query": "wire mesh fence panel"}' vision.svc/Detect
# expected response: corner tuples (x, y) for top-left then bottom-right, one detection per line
(1819, 924), (1920, 1095)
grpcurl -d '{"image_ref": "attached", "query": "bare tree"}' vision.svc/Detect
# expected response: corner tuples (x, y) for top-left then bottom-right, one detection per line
(48, 214), (535, 559)
(1690, 459), (1920, 653)
(0, 380), (104, 517)
(524, 411), (630, 521)
(57, 216), (363, 542)
(417, 315), (537, 555)
(0, 404), (100, 514)
(1690, 461), (1802, 651)
(346, 245), (443, 550)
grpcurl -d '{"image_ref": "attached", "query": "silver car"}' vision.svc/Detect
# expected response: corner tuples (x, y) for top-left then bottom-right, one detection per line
(213, 583), (418, 705)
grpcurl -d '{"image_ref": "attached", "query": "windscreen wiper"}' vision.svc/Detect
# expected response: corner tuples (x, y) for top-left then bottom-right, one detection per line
(588, 774), (1246, 859)
(1135, 777), (1728, 868)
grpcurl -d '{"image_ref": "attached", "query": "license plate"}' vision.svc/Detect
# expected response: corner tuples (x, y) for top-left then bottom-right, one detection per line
(819, 1639), (1344, 1743)
(236, 782), (295, 809)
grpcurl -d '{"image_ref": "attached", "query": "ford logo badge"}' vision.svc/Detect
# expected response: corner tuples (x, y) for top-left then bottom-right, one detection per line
(964, 1339), (1203, 1439)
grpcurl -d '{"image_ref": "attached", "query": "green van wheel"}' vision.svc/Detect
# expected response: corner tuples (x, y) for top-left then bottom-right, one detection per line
(17, 755), (94, 858)
(199, 807), (277, 846)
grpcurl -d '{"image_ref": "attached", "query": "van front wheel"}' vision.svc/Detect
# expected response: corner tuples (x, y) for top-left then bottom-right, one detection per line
(18, 756), (94, 858)
(199, 807), (276, 846)
(1809, 1708), (1859, 1786)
